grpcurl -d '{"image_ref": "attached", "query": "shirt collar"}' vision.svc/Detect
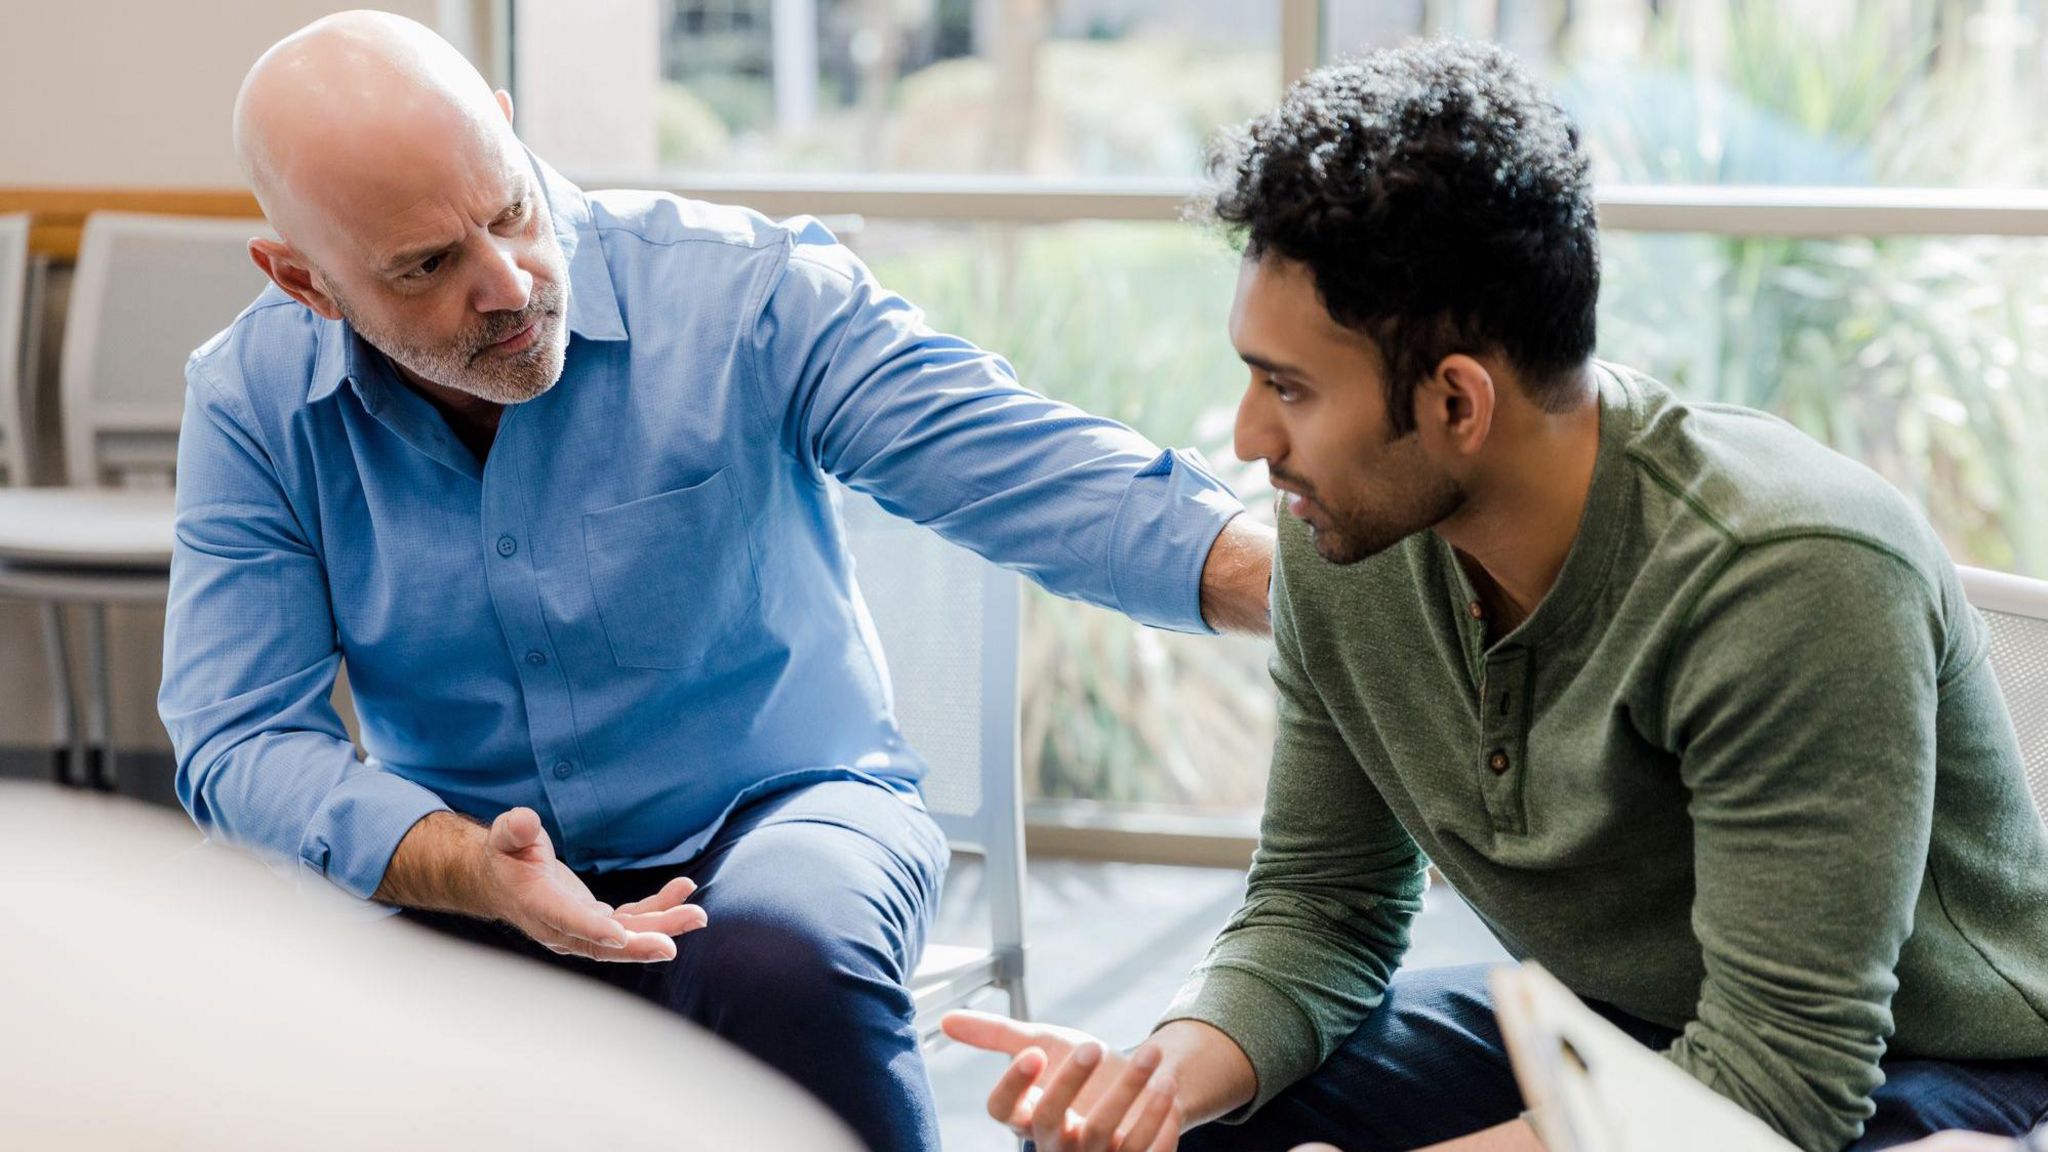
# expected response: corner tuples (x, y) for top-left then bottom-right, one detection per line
(306, 149), (626, 404)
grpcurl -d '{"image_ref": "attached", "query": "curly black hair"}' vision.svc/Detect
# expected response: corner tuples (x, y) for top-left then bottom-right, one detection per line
(1207, 39), (1599, 434)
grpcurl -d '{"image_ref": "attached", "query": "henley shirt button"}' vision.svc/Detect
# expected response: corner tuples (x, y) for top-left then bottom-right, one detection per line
(495, 535), (518, 557)
(1488, 750), (1511, 775)
(1467, 600), (1485, 620)
(525, 650), (548, 667)
(553, 761), (574, 779)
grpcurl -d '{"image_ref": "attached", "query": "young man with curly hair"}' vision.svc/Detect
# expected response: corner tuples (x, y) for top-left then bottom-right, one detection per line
(947, 38), (2048, 1152)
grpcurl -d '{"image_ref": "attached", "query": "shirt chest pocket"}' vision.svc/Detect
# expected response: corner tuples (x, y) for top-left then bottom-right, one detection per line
(581, 468), (763, 670)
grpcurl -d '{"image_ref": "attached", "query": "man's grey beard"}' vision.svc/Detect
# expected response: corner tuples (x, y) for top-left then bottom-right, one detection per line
(335, 279), (569, 405)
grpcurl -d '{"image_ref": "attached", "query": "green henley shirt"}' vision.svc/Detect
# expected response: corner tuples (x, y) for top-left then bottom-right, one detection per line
(1162, 363), (2048, 1152)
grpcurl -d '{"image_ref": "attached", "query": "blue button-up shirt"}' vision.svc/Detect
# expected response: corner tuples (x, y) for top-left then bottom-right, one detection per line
(160, 158), (1243, 901)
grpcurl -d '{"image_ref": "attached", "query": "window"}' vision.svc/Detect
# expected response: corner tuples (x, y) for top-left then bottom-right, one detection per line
(518, 0), (1281, 178)
(1601, 230), (2048, 574)
(1327, 0), (2048, 189)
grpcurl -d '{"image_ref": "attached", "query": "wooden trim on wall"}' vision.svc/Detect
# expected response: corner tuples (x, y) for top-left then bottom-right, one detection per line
(0, 188), (262, 262)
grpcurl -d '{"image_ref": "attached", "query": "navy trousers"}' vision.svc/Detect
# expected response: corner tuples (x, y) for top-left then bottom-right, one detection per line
(403, 779), (949, 1152)
(1180, 964), (2048, 1152)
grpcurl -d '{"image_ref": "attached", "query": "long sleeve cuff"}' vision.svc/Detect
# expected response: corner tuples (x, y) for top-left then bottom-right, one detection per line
(1157, 962), (1326, 1122)
(1106, 448), (1245, 635)
(298, 767), (452, 901)
(1661, 1025), (1873, 1152)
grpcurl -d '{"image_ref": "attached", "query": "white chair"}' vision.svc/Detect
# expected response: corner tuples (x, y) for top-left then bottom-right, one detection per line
(837, 486), (1031, 1043)
(0, 212), (40, 486)
(0, 212), (271, 788)
(1960, 565), (2048, 823)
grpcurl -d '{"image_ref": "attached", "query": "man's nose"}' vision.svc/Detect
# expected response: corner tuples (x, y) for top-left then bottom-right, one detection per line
(1234, 383), (1283, 465)
(473, 238), (533, 315)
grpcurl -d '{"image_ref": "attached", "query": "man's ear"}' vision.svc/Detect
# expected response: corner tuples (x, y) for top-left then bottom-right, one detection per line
(1415, 353), (1496, 458)
(248, 238), (342, 321)
(496, 88), (515, 125)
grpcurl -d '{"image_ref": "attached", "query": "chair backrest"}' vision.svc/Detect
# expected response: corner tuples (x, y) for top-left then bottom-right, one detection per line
(837, 485), (1026, 946)
(0, 213), (31, 485)
(1959, 565), (2048, 825)
(60, 212), (272, 488)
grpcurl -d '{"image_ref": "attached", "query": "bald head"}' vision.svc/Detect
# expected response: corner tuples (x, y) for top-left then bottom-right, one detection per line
(236, 11), (516, 245)
(235, 12), (571, 407)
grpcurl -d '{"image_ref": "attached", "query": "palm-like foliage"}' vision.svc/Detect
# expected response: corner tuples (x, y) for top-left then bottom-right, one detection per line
(1582, 1), (2048, 573)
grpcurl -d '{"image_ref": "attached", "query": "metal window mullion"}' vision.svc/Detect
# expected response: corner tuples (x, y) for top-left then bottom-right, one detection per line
(1597, 185), (2048, 238)
(594, 176), (2048, 237)
(1280, 0), (1322, 87)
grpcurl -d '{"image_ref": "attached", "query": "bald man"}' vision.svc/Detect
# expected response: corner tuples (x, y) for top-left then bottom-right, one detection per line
(158, 13), (1270, 1151)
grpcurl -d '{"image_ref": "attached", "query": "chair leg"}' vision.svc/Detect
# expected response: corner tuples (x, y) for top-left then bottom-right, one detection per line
(84, 603), (115, 792)
(1006, 978), (1031, 1024)
(39, 602), (84, 786)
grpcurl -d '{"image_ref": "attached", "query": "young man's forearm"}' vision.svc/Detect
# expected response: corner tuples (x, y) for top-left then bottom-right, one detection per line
(371, 810), (493, 914)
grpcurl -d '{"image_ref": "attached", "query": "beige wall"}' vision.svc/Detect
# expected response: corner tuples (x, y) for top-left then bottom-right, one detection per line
(0, 0), (467, 753)
(0, 1), (442, 187)
(512, 0), (660, 177)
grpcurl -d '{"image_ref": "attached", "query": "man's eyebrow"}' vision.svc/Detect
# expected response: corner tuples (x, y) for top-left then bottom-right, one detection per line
(380, 237), (459, 275)
(378, 180), (532, 274)
(1241, 352), (1311, 379)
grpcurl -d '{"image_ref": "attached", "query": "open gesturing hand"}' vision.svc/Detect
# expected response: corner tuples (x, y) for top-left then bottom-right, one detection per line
(943, 1011), (1183, 1152)
(482, 807), (707, 963)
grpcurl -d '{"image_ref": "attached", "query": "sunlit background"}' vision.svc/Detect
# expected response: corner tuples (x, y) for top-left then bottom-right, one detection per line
(507, 0), (2048, 817)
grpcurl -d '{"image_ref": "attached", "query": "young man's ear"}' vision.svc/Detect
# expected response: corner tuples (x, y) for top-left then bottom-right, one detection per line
(1415, 354), (1497, 458)
(248, 238), (342, 321)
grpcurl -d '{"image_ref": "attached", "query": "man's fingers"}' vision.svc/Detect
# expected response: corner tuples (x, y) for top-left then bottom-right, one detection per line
(532, 925), (677, 964)
(985, 1048), (1047, 1131)
(615, 875), (697, 916)
(1119, 1073), (1178, 1152)
(527, 884), (631, 950)
(531, 925), (613, 962)
(1080, 1047), (1159, 1152)
(1031, 1042), (1104, 1147)
(614, 904), (708, 937)
(943, 1009), (1042, 1056)
(613, 930), (678, 962)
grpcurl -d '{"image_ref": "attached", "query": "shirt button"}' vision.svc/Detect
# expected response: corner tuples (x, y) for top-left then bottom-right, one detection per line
(1488, 750), (1511, 775)
(525, 650), (548, 667)
(1467, 600), (1485, 620)
(496, 535), (517, 557)
(552, 760), (574, 779)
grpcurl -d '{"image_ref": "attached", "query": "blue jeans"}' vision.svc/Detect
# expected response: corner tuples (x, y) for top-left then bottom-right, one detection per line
(1180, 964), (2048, 1152)
(403, 779), (949, 1152)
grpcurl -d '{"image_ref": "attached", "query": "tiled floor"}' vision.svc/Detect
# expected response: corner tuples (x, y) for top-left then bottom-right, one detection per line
(926, 857), (1510, 1151)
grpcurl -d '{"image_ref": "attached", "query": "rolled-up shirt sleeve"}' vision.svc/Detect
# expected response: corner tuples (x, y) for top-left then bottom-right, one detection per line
(749, 218), (1244, 634)
(159, 371), (448, 900)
